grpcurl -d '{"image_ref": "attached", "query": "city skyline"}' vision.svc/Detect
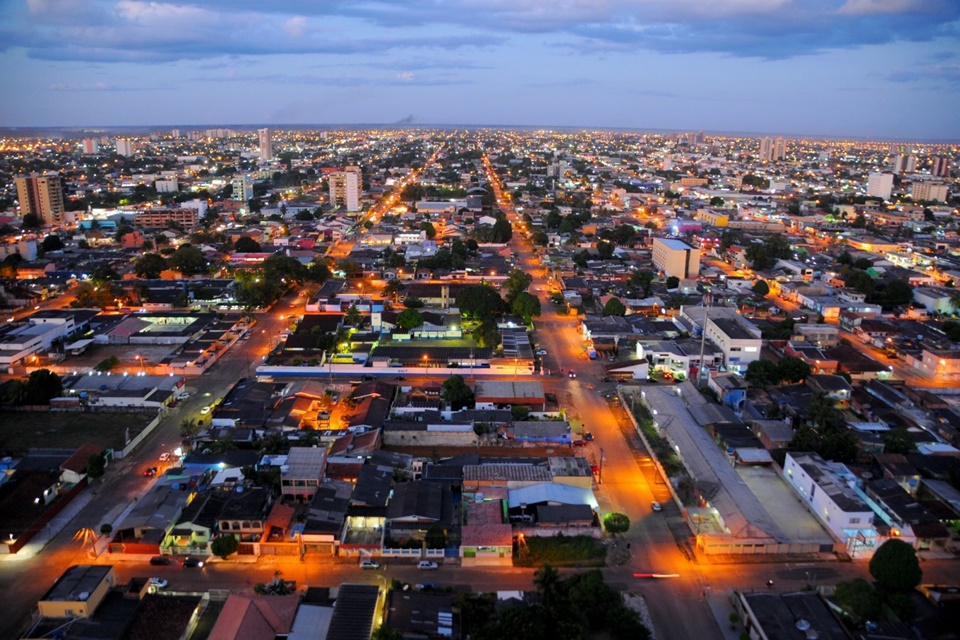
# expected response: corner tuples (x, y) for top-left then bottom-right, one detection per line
(0, 1), (959, 140)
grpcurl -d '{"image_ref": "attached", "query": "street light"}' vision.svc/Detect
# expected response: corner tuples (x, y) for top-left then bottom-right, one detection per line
(422, 354), (429, 369)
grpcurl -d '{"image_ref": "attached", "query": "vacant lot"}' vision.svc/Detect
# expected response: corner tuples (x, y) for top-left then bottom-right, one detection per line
(0, 410), (154, 455)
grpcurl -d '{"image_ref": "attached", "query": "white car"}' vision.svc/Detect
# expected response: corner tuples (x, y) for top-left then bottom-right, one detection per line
(417, 561), (439, 570)
(148, 577), (168, 589)
(158, 453), (171, 461)
(200, 406), (211, 415)
(651, 502), (662, 513)
(536, 349), (548, 356)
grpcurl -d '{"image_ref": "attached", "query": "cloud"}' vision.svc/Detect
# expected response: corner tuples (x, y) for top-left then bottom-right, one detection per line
(2, 0), (958, 62)
(47, 80), (166, 91)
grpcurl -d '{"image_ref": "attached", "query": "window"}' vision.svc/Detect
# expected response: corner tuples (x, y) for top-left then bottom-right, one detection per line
(849, 518), (860, 524)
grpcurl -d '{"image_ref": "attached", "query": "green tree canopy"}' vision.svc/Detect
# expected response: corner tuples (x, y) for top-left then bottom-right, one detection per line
(396, 308), (424, 331)
(665, 276), (680, 289)
(24, 369), (63, 404)
(511, 291), (542, 322)
(777, 356), (812, 383)
(602, 297), (627, 317)
(832, 579), (883, 622)
(455, 284), (507, 319)
(441, 374), (474, 410)
(752, 279), (770, 296)
(603, 512), (630, 535)
(134, 253), (167, 279)
(211, 535), (239, 559)
(420, 220), (436, 239)
(86, 452), (106, 479)
(167, 244), (207, 274)
(504, 268), (533, 303)
(234, 236), (262, 252)
(745, 359), (779, 388)
(41, 234), (64, 252)
(870, 539), (922, 592)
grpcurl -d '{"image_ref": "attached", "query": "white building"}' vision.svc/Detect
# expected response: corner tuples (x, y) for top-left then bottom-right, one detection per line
(231, 175), (254, 202)
(911, 182), (949, 203)
(329, 166), (362, 211)
(782, 452), (878, 556)
(155, 178), (179, 193)
(115, 138), (136, 157)
(704, 316), (762, 373)
(652, 238), (700, 279)
(866, 172), (894, 200)
(0, 313), (81, 367)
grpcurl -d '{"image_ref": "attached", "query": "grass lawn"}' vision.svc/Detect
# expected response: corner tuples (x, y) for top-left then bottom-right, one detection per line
(513, 535), (608, 568)
(0, 411), (154, 455)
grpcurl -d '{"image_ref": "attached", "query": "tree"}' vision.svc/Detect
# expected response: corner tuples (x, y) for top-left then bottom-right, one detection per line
(24, 368), (62, 404)
(372, 626), (405, 640)
(234, 236), (262, 253)
(752, 279), (770, 296)
(832, 579), (883, 622)
(396, 308), (424, 331)
(869, 539), (922, 592)
(504, 268), (533, 303)
(492, 217), (513, 243)
(879, 278), (913, 310)
(86, 452), (106, 479)
(629, 270), (655, 297)
(710, 196), (725, 207)
(167, 244), (207, 274)
(22, 213), (42, 229)
(383, 278), (405, 300)
(41, 234), (64, 252)
(602, 297), (627, 317)
(441, 374), (474, 410)
(777, 356), (811, 383)
(511, 292), (541, 322)
(597, 240), (615, 259)
(403, 295), (425, 309)
(420, 220), (436, 239)
(134, 253), (167, 279)
(603, 512), (630, 535)
(95, 356), (120, 372)
(345, 304), (362, 327)
(211, 535), (239, 559)
(455, 284), (506, 319)
(665, 276), (680, 289)
(745, 359), (779, 388)
(531, 231), (549, 246)
(881, 426), (915, 454)
(100, 523), (113, 536)
(425, 524), (446, 549)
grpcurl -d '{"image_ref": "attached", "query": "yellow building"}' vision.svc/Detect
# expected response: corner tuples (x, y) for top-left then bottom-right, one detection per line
(38, 565), (116, 618)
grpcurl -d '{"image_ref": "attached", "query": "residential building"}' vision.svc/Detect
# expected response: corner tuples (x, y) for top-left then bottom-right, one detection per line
(258, 127), (273, 161)
(38, 565), (117, 619)
(280, 447), (328, 503)
(866, 172), (894, 199)
(231, 175), (254, 202)
(15, 172), (64, 225)
(930, 156), (951, 177)
(115, 138), (136, 157)
(911, 181), (949, 203)
(329, 166), (362, 211)
(652, 237), (700, 279)
(704, 316), (762, 373)
(734, 592), (851, 640)
(81, 137), (99, 154)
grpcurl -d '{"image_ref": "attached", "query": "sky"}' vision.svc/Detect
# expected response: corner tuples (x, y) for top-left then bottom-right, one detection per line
(0, 0), (958, 140)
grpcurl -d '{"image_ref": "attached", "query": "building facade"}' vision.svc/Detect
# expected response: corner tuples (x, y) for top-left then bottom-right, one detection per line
(652, 237), (701, 279)
(329, 166), (362, 211)
(258, 127), (272, 161)
(15, 173), (65, 226)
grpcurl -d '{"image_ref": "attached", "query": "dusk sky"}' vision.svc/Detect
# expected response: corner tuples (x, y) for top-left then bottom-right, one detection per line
(1, 0), (958, 140)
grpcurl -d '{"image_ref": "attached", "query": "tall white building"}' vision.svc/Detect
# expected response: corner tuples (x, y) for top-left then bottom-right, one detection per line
(115, 138), (136, 157)
(866, 172), (894, 200)
(258, 128), (273, 162)
(15, 172), (64, 226)
(231, 175), (254, 202)
(911, 182), (949, 203)
(81, 138), (99, 154)
(329, 166), (362, 212)
(758, 136), (785, 162)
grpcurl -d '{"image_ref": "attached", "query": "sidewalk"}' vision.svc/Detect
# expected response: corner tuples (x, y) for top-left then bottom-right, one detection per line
(704, 589), (744, 640)
(1, 487), (96, 561)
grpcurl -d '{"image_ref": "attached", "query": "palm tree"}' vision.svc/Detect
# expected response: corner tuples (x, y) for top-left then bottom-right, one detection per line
(533, 563), (561, 607)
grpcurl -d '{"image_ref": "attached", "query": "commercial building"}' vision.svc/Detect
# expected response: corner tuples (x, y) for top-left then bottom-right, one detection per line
(231, 174), (255, 202)
(329, 166), (362, 212)
(38, 565), (117, 619)
(14, 172), (64, 225)
(132, 207), (199, 229)
(652, 237), (700, 279)
(866, 172), (894, 199)
(258, 127), (273, 161)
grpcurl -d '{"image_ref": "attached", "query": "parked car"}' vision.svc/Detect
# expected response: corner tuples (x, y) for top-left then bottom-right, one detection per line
(651, 502), (662, 512)
(584, 432), (594, 442)
(360, 560), (381, 570)
(158, 453), (170, 461)
(182, 557), (204, 568)
(200, 406), (211, 415)
(572, 439), (587, 447)
(362, 374), (376, 381)
(143, 467), (158, 477)
(149, 556), (171, 566)
(417, 561), (438, 570)
(148, 577), (168, 589)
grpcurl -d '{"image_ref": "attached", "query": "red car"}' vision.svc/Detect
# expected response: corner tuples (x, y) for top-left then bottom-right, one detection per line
(572, 439), (587, 447)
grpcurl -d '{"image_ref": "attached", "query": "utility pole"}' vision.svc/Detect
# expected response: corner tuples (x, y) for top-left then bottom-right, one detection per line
(697, 293), (712, 389)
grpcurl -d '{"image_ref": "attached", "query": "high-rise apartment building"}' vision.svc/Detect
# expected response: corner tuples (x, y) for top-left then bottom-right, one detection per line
(758, 137), (785, 162)
(231, 175), (254, 202)
(81, 138), (99, 154)
(15, 172), (65, 226)
(329, 166), (362, 212)
(911, 182), (949, 203)
(866, 172), (894, 200)
(115, 138), (136, 157)
(930, 156), (951, 177)
(258, 128), (273, 161)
